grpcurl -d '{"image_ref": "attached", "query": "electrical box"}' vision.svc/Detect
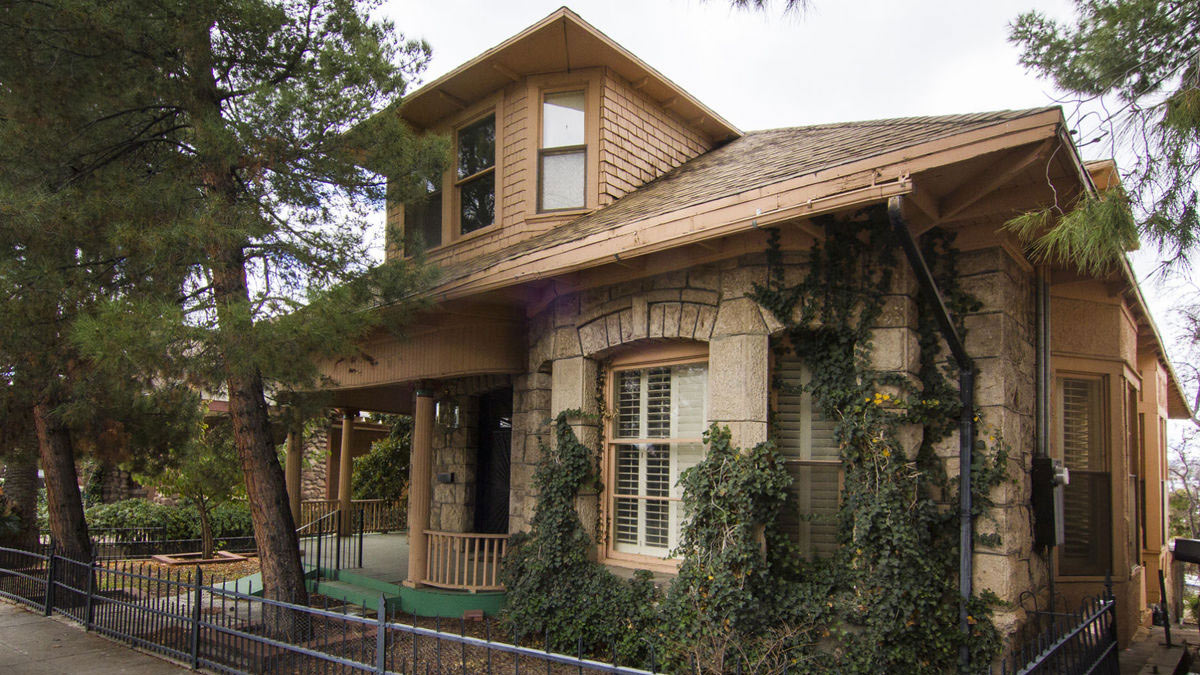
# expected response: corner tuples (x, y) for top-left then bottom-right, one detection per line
(1032, 456), (1069, 548)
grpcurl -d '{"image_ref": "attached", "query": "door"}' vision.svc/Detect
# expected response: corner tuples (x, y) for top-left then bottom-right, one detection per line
(474, 388), (512, 534)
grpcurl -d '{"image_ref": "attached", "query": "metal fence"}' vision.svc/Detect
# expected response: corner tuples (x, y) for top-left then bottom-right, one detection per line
(39, 527), (259, 560)
(0, 544), (652, 674)
(297, 508), (364, 584)
(1000, 583), (1118, 675)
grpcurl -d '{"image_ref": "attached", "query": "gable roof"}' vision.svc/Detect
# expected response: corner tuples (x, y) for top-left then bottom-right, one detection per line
(432, 107), (1058, 292)
(396, 7), (738, 142)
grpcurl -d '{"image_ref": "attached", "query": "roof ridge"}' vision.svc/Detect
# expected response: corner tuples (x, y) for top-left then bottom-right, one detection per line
(744, 106), (1059, 135)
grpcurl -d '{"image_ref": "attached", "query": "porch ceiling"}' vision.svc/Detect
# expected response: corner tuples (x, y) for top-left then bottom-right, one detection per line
(319, 301), (526, 411)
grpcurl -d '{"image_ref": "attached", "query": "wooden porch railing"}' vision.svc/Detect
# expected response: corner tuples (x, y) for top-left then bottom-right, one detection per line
(300, 499), (404, 533)
(423, 530), (508, 592)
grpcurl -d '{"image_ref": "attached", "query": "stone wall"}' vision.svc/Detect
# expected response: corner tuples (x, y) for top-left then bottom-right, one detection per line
(955, 245), (1046, 644)
(506, 238), (1045, 647)
(300, 424), (329, 500)
(429, 396), (479, 532)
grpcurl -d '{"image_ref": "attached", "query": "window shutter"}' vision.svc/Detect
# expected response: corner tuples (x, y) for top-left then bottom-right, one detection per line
(1058, 377), (1112, 576)
(775, 355), (840, 559)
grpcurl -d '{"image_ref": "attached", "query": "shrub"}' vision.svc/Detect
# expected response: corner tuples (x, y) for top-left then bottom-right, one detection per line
(84, 498), (254, 542)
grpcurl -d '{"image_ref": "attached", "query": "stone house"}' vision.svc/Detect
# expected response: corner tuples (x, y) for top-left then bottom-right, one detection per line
(301, 7), (1191, 648)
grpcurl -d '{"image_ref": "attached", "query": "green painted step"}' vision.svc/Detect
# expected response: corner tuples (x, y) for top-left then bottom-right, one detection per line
(309, 579), (403, 613)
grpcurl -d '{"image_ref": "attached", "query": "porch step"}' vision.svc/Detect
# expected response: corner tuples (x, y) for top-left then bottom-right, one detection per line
(309, 577), (403, 613)
(214, 568), (319, 598)
(214, 572), (263, 597)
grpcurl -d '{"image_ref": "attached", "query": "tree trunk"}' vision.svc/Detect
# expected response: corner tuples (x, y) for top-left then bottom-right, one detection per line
(182, 16), (307, 623)
(211, 253), (309, 628)
(197, 498), (214, 560)
(32, 402), (89, 561)
(2, 444), (39, 549)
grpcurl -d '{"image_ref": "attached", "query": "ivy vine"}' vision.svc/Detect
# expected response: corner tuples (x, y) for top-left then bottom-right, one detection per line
(500, 410), (661, 666)
(503, 206), (1012, 673)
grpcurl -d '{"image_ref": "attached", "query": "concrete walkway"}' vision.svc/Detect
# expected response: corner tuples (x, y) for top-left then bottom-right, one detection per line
(0, 600), (188, 674)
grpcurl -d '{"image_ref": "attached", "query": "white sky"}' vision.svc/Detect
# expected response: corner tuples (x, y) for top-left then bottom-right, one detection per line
(377, 0), (1198, 392)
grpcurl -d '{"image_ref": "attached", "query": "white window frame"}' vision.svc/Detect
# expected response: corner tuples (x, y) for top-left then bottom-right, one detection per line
(603, 344), (708, 569)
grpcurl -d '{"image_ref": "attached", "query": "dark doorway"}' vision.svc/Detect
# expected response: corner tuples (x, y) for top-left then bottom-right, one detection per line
(474, 388), (512, 534)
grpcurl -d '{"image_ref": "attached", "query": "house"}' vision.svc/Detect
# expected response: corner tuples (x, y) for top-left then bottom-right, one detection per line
(296, 7), (1191, 649)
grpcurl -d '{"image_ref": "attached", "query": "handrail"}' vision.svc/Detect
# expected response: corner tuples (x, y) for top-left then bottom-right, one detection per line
(296, 508), (338, 536)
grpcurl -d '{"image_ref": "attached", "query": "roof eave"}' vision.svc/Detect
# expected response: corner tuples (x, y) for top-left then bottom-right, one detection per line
(395, 7), (740, 142)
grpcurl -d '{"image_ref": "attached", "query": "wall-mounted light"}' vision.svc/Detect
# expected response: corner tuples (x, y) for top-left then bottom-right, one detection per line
(435, 395), (461, 434)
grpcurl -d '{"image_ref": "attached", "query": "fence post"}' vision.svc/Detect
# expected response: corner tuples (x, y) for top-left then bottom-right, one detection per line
(42, 543), (56, 616)
(375, 593), (387, 674)
(190, 565), (203, 669)
(84, 556), (96, 631)
(315, 519), (323, 588)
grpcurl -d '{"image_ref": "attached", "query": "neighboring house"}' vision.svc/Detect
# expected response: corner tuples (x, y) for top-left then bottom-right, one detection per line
(303, 8), (1190, 647)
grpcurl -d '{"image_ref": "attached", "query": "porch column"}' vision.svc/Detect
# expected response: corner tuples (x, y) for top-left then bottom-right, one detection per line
(338, 409), (357, 535)
(285, 426), (303, 526)
(405, 388), (434, 587)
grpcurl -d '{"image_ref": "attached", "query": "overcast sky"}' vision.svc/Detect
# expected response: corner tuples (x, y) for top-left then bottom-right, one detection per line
(376, 0), (1197, 368)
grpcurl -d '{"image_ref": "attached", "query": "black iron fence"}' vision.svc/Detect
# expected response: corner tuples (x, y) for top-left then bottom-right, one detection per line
(0, 544), (653, 674)
(38, 527), (258, 560)
(297, 508), (364, 584)
(1000, 583), (1118, 675)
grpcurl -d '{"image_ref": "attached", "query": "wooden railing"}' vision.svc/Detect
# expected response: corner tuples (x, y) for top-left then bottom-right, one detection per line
(423, 530), (509, 591)
(300, 499), (404, 533)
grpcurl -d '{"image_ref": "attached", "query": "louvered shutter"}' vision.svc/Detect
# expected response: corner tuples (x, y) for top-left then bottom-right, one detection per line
(775, 355), (840, 559)
(1058, 377), (1112, 576)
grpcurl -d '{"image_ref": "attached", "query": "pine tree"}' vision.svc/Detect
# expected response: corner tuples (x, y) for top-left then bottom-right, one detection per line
(1010, 0), (1200, 266)
(2, 0), (445, 617)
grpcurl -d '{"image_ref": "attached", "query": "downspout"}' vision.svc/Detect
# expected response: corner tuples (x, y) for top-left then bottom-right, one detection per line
(1037, 266), (1055, 605)
(886, 197), (976, 673)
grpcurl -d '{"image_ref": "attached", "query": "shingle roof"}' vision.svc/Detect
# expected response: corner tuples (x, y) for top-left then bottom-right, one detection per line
(435, 107), (1057, 289)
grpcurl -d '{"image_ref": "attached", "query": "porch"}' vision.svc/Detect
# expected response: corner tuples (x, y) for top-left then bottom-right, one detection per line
(301, 532), (509, 618)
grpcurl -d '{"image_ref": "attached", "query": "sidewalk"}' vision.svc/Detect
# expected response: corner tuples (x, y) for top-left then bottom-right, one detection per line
(0, 600), (188, 674)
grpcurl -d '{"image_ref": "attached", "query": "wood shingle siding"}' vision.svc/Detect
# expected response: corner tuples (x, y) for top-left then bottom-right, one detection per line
(599, 70), (711, 206)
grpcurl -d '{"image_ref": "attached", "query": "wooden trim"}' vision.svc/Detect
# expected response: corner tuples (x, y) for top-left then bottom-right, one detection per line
(608, 341), (708, 368)
(600, 347), (709, 568)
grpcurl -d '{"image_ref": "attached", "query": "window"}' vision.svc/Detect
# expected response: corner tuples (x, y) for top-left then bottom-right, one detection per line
(456, 114), (495, 235)
(774, 355), (840, 559)
(1058, 376), (1112, 576)
(403, 180), (442, 254)
(539, 90), (586, 211)
(609, 359), (707, 558)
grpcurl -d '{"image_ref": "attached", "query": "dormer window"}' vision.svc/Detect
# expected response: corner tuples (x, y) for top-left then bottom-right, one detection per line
(539, 90), (586, 211)
(456, 114), (495, 235)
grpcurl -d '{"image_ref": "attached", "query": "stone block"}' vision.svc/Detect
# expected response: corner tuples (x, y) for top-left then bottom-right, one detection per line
(619, 309), (635, 344)
(681, 288), (718, 305)
(552, 326), (582, 360)
(722, 421), (768, 447)
(553, 294), (580, 328)
(712, 297), (767, 337)
(551, 357), (599, 416)
(578, 319), (609, 356)
(648, 303), (665, 338)
(630, 297), (649, 340)
(708, 334), (769, 426)
(606, 312), (622, 347)
(687, 268), (720, 291)
(696, 304), (717, 339)
(719, 265), (766, 300)
(652, 270), (687, 290)
(679, 303), (699, 339)
(663, 302), (682, 337)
